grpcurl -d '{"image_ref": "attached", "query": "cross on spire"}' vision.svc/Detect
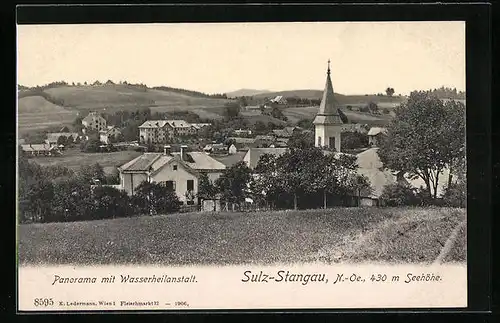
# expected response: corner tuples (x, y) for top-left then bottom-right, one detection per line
(327, 59), (331, 75)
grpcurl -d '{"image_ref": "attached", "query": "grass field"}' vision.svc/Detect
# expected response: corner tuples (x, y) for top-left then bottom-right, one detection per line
(30, 148), (142, 174)
(18, 207), (466, 266)
(18, 96), (79, 134)
(283, 106), (393, 125)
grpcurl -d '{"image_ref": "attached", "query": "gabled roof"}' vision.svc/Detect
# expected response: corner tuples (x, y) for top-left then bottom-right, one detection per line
(138, 120), (171, 128)
(46, 132), (79, 142)
(119, 151), (226, 174)
(367, 127), (388, 136)
(21, 143), (57, 152)
(313, 63), (343, 125)
(244, 147), (289, 169)
(165, 120), (193, 128)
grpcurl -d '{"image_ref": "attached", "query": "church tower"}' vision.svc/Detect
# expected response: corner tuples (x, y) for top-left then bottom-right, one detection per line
(313, 60), (343, 152)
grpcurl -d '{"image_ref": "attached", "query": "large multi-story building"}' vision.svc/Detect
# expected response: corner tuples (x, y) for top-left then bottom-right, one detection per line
(82, 112), (107, 132)
(138, 119), (205, 144)
(138, 120), (173, 144)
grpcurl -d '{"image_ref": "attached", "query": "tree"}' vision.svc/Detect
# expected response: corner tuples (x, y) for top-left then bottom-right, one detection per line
(275, 147), (325, 210)
(288, 131), (314, 149)
(215, 161), (252, 210)
(386, 87), (395, 97)
(341, 131), (369, 150)
(134, 181), (182, 215)
(56, 135), (67, 146)
(82, 138), (102, 152)
(197, 173), (218, 211)
(18, 160), (54, 223)
(78, 163), (106, 185)
(50, 176), (94, 222)
(378, 91), (465, 199)
(223, 102), (241, 119)
(380, 182), (418, 206)
(297, 118), (313, 130)
(367, 101), (378, 113)
(92, 186), (133, 219)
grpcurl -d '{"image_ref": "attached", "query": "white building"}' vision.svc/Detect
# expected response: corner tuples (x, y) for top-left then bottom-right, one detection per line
(82, 112), (107, 132)
(367, 127), (388, 146)
(99, 126), (122, 144)
(117, 145), (226, 205)
(313, 61), (344, 152)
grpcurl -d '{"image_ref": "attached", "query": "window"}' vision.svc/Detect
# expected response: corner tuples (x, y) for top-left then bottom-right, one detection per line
(329, 137), (336, 149)
(173, 165), (178, 171)
(317, 136), (322, 146)
(187, 179), (194, 191)
(165, 180), (176, 191)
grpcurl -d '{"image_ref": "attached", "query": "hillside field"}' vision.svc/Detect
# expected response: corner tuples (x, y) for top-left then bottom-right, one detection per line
(30, 148), (142, 174)
(18, 207), (466, 266)
(283, 106), (393, 125)
(17, 96), (79, 134)
(18, 85), (404, 134)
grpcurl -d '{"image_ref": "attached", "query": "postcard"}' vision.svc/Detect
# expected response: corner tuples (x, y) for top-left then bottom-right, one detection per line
(16, 20), (467, 311)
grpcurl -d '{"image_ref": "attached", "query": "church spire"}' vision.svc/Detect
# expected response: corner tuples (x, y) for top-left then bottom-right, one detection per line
(313, 59), (342, 125)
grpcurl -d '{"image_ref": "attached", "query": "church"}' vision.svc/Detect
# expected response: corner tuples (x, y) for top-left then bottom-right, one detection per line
(311, 60), (450, 206)
(312, 60), (398, 206)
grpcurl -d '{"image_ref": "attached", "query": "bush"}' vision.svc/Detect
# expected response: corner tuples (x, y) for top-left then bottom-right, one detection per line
(92, 186), (134, 219)
(380, 182), (418, 206)
(134, 182), (182, 215)
(442, 181), (466, 208)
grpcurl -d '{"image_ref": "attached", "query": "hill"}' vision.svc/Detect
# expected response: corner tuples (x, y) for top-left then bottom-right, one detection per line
(17, 84), (234, 132)
(226, 89), (271, 98)
(18, 96), (79, 134)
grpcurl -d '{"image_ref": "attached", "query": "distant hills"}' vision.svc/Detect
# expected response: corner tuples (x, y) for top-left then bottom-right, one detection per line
(226, 89), (271, 98)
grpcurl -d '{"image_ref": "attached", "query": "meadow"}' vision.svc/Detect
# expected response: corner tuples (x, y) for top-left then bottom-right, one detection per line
(30, 148), (142, 174)
(18, 207), (466, 266)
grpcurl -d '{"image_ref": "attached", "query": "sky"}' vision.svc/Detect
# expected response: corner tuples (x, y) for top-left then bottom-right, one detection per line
(17, 22), (465, 95)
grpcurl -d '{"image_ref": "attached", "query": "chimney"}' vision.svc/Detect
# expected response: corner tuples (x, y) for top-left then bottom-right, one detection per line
(163, 145), (171, 155)
(180, 145), (188, 161)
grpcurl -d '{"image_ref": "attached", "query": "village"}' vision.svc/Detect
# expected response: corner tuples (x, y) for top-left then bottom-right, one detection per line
(18, 61), (465, 219)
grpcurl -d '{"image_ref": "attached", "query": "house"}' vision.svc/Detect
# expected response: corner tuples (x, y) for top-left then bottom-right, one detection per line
(354, 148), (405, 206)
(243, 147), (289, 170)
(21, 143), (61, 157)
(117, 145), (226, 205)
(234, 129), (253, 136)
(254, 135), (275, 147)
(228, 144), (238, 155)
(269, 95), (288, 105)
(138, 120), (173, 144)
(99, 126), (122, 144)
(227, 137), (257, 150)
(367, 127), (388, 146)
(45, 132), (79, 146)
(203, 143), (228, 155)
(82, 112), (107, 132)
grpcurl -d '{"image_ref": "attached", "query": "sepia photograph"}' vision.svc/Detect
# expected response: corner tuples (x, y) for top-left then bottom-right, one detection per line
(16, 20), (468, 310)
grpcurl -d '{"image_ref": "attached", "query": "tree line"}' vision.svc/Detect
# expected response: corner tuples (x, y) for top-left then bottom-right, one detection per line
(197, 148), (372, 211)
(18, 150), (181, 224)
